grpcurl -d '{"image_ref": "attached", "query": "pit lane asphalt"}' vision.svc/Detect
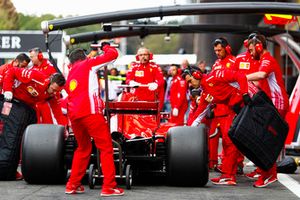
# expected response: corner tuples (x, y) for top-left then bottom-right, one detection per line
(0, 163), (299, 200)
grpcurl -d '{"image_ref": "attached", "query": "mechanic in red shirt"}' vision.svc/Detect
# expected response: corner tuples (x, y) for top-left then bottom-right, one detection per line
(187, 68), (251, 186)
(234, 33), (260, 75)
(209, 38), (236, 171)
(29, 48), (57, 76)
(169, 64), (188, 125)
(65, 43), (124, 197)
(246, 34), (289, 188)
(28, 47), (64, 125)
(3, 67), (65, 118)
(126, 47), (165, 110)
(182, 66), (202, 126)
(0, 53), (30, 91)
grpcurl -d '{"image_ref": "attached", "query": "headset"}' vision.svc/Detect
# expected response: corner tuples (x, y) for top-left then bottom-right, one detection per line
(37, 51), (43, 61)
(135, 52), (153, 61)
(243, 32), (258, 48)
(213, 38), (232, 55)
(254, 38), (263, 54)
(29, 47), (43, 61)
(170, 64), (182, 75)
(192, 70), (202, 80)
(250, 35), (266, 54)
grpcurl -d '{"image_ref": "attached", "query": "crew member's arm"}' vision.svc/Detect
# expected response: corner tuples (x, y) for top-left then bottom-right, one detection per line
(217, 69), (249, 95)
(48, 97), (68, 126)
(246, 71), (267, 81)
(190, 92), (211, 127)
(153, 64), (165, 89)
(89, 45), (119, 72)
(3, 67), (47, 93)
(246, 58), (270, 81)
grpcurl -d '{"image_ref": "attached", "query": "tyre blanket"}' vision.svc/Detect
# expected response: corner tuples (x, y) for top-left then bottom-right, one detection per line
(0, 96), (36, 180)
(229, 91), (289, 171)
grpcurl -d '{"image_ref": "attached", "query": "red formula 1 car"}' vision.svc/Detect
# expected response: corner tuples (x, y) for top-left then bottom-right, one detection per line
(20, 85), (209, 188)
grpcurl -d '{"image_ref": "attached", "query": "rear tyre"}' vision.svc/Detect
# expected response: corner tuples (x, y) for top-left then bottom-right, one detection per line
(21, 124), (66, 184)
(167, 125), (208, 186)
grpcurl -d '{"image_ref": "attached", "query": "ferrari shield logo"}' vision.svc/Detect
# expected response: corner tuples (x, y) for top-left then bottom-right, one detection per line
(208, 83), (214, 87)
(69, 79), (78, 92)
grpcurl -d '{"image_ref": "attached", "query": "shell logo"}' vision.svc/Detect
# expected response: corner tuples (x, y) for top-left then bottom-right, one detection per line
(226, 63), (231, 68)
(69, 79), (78, 92)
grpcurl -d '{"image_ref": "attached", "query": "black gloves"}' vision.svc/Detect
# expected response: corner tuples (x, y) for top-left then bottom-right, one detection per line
(100, 42), (110, 50)
(232, 103), (242, 114)
(206, 106), (215, 119)
(191, 88), (201, 98)
(243, 93), (252, 105)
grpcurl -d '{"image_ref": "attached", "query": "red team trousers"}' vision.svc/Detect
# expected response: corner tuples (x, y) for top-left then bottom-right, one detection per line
(219, 113), (239, 176)
(68, 114), (117, 189)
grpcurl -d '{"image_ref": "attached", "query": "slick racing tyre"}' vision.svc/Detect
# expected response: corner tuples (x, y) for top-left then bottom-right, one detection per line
(21, 124), (66, 184)
(167, 125), (208, 186)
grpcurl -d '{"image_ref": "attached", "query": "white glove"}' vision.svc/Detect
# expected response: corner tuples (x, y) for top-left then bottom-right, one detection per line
(3, 91), (13, 101)
(148, 82), (158, 91)
(172, 108), (179, 117)
(129, 80), (140, 87)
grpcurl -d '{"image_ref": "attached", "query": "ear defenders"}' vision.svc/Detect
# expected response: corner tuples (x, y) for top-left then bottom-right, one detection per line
(192, 70), (202, 80)
(30, 47), (43, 61)
(135, 52), (153, 61)
(214, 38), (232, 55)
(243, 39), (249, 48)
(243, 32), (258, 48)
(37, 51), (44, 61)
(251, 37), (263, 54)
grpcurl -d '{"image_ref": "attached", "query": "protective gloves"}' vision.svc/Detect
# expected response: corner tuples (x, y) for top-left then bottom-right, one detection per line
(3, 91), (13, 102)
(232, 103), (242, 114)
(129, 80), (140, 87)
(172, 108), (179, 117)
(148, 82), (158, 91)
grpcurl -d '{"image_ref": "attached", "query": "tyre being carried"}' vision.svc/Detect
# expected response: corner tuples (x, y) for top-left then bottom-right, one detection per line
(167, 125), (208, 186)
(21, 124), (66, 184)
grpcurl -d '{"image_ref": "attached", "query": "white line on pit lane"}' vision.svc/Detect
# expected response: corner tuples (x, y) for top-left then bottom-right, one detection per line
(278, 173), (300, 198)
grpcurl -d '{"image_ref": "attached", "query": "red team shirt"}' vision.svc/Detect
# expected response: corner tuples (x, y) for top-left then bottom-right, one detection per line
(0, 61), (14, 88)
(169, 74), (188, 124)
(190, 69), (249, 126)
(2, 67), (65, 125)
(66, 45), (119, 121)
(234, 51), (259, 75)
(31, 59), (57, 77)
(170, 74), (188, 110)
(211, 54), (236, 117)
(126, 61), (165, 110)
(257, 52), (289, 112)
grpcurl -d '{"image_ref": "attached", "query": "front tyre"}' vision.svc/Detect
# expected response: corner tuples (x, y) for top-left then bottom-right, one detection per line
(167, 125), (208, 186)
